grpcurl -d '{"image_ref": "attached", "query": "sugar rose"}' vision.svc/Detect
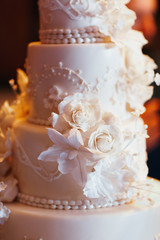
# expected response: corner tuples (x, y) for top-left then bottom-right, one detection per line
(58, 93), (101, 132)
(88, 124), (122, 154)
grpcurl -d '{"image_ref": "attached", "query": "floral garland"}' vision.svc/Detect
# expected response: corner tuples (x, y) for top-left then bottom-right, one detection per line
(38, 91), (149, 201)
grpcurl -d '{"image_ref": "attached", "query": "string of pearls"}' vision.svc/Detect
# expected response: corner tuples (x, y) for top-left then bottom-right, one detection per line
(18, 192), (131, 210)
(39, 27), (109, 44)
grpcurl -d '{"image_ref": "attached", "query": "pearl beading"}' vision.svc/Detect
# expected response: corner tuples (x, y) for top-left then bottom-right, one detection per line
(39, 27), (109, 44)
(18, 192), (132, 210)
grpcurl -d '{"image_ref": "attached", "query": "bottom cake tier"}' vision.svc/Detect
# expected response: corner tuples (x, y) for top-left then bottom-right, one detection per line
(0, 179), (160, 240)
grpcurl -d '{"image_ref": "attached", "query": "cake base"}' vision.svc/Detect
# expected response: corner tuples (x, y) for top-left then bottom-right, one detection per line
(0, 179), (160, 240)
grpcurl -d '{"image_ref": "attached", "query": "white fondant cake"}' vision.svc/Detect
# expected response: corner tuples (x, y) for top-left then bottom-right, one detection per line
(0, 0), (160, 239)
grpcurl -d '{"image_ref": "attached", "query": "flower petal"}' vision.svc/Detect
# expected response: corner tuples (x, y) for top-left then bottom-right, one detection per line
(58, 158), (77, 174)
(0, 202), (10, 225)
(51, 113), (69, 133)
(71, 156), (87, 186)
(67, 129), (84, 149)
(38, 146), (61, 162)
(47, 128), (68, 146)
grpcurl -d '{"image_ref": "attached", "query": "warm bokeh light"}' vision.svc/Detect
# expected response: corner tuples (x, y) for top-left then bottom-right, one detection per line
(128, 0), (160, 154)
(142, 98), (160, 151)
(128, 0), (158, 41)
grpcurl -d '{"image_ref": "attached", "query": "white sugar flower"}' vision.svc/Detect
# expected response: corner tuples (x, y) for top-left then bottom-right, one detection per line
(0, 69), (29, 139)
(50, 112), (70, 133)
(43, 85), (67, 110)
(0, 101), (15, 163)
(126, 153), (148, 183)
(0, 175), (18, 203)
(84, 155), (133, 200)
(88, 123), (122, 155)
(122, 31), (156, 111)
(0, 129), (12, 163)
(12, 69), (29, 118)
(97, 2), (135, 44)
(16, 68), (28, 93)
(38, 128), (98, 186)
(154, 73), (160, 86)
(0, 202), (10, 225)
(0, 101), (15, 135)
(0, 182), (10, 224)
(126, 44), (156, 82)
(0, 70), (29, 162)
(126, 83), (153, 112)
(57, 93), (101, 132)
(0, 182), (6, 192)
(0, 101), (15, 162)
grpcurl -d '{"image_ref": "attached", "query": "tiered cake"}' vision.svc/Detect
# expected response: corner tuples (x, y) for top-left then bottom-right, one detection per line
(0, 0), (160, 239)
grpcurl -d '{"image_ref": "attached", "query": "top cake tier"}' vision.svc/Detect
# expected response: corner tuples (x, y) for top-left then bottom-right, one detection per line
(38, 0), (136, 44)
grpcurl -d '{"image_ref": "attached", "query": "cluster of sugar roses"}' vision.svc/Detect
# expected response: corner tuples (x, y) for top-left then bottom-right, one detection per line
(38, 92), (148, 201)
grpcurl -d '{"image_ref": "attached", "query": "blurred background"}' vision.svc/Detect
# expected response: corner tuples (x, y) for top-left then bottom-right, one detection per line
(0, 0), (159, 179)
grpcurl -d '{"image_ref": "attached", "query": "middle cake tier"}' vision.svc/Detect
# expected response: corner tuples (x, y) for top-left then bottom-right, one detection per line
(26, 42), (126, 125)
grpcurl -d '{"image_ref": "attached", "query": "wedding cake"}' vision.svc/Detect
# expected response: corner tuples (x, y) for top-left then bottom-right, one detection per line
(0, 0), (160, 239)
